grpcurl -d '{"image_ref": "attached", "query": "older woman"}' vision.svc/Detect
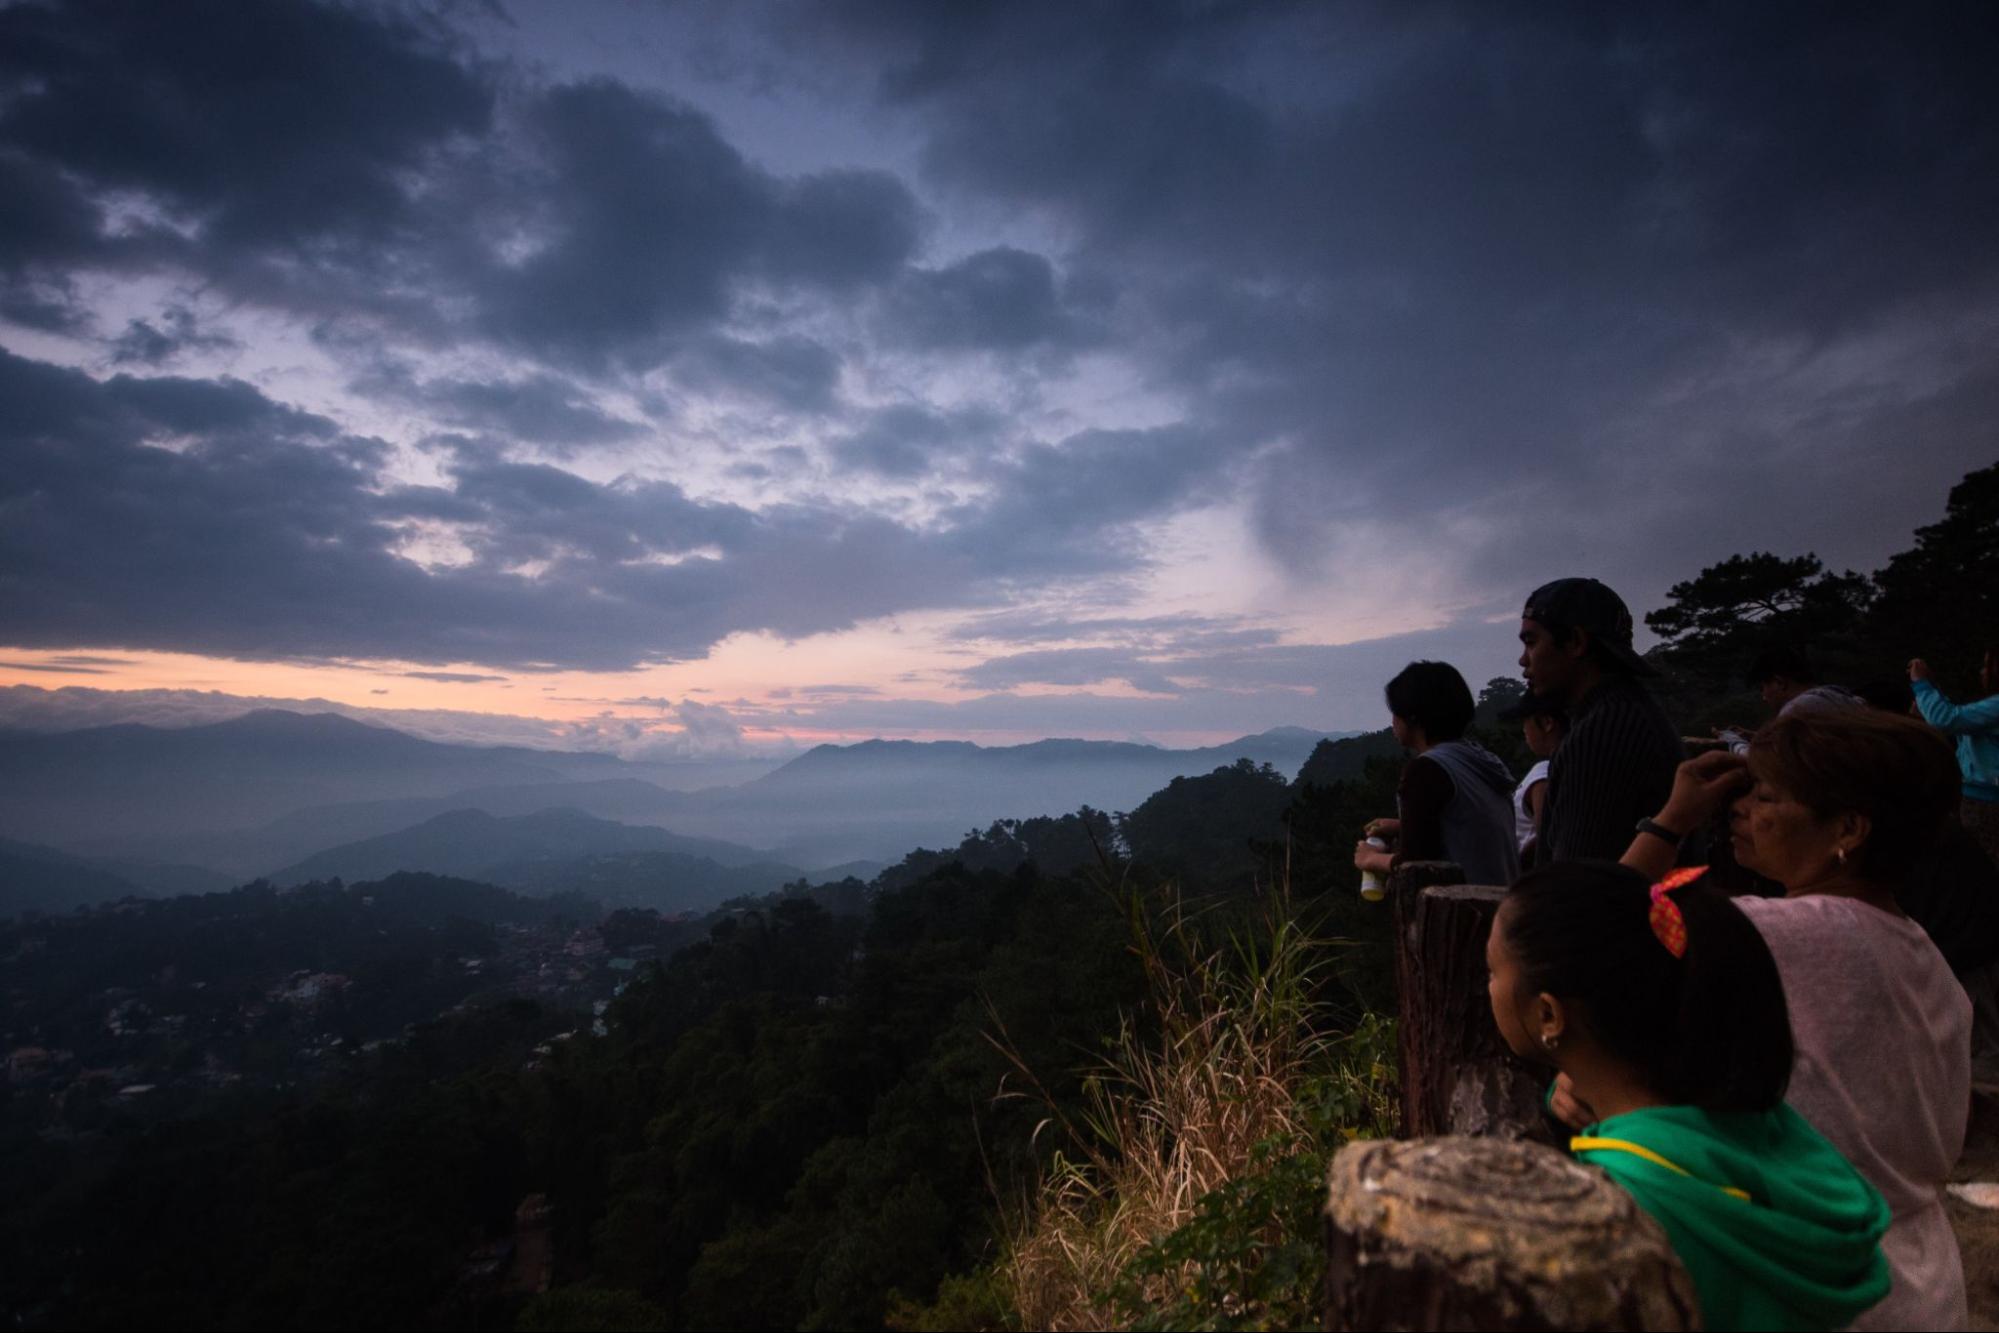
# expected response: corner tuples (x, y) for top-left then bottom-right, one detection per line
(1586, 709), (1971, 1331)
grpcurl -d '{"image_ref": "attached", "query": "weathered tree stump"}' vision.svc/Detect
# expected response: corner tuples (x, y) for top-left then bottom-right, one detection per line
(1323, 1136), (1701, 1331)
(1391, 863), (1549, 1140)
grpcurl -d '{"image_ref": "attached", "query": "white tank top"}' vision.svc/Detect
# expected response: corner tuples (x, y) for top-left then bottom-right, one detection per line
(1511, 758), (1549, 853)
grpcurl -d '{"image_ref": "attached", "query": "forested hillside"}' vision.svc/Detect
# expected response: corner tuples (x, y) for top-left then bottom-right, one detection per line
(1, 749), (1396, 1331)
(1, 850), (1144, 1328)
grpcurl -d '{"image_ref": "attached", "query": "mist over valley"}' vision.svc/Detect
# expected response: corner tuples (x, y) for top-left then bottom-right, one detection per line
(0, 708), (1346, 915)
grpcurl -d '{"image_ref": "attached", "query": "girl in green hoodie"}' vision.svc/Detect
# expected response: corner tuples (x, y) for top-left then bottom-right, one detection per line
(1487, 861), (1890, 1331)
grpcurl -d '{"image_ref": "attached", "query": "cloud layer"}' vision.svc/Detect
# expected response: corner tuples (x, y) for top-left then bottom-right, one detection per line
(1, 1), (1995, 733)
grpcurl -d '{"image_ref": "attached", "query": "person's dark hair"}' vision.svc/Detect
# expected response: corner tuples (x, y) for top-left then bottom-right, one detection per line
(1384, 661), (1475, 742)
(1500, 861), (1791, 1112)
(1747, 645), (1816, 687)
(1749, 709), (1961, 879)
(1854, 676), (1915, 715)
(1500, 691), (1567, 726)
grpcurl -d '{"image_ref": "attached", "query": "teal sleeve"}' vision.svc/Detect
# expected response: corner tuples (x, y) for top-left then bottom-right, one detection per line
(1913, 680), (1999, 736)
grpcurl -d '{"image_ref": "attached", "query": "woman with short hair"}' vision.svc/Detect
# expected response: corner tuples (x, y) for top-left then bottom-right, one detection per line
(1352, 660), (1519, 887)
(1606, 709), (1970, 1330)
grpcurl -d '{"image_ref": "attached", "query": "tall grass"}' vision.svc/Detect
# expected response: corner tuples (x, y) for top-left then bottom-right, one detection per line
(993, 869), (1398, 1331)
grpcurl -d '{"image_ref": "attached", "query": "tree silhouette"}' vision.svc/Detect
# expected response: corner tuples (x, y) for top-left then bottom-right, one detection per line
(1869, 460), (1999, 692)
(1643, 551), (1871, 690)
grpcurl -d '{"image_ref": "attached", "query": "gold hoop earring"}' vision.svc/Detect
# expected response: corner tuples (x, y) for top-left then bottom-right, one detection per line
(1541, 1033), (1560, 1053)
(1835, 847), (1849, 866)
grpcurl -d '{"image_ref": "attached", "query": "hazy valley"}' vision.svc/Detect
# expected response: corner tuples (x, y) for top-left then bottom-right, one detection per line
(0, 709), (1346, 916)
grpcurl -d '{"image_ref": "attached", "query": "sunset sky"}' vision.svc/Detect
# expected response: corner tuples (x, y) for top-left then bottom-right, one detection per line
(3, 2), (1996, 757)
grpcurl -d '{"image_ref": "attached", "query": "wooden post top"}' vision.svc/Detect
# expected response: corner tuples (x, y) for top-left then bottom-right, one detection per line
(1324, 1136), (1700, 1331)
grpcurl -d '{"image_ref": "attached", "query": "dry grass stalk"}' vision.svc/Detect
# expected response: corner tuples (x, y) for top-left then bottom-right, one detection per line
(995, 879), (1351, 1330)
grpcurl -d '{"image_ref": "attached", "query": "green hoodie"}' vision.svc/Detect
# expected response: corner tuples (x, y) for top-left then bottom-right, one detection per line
(1574, 1103), (1889, 1332)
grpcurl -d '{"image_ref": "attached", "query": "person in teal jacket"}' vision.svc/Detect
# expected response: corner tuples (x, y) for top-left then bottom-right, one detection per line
(1910, 651), (1999, 856)
(1488, 860), (1889, 1331)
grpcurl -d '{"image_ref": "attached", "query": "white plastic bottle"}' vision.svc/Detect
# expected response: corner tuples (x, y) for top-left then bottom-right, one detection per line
(1358, 837), (1389, 902)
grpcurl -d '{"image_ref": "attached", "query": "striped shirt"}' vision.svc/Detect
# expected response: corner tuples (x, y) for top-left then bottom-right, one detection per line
(1535, 673), (1684, 865)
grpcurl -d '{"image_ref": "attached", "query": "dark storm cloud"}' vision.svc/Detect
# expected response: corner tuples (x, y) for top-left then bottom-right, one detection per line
(0, 150), (107, 278)
(807, 1), (1999, 603)
(0, 1), (1206, 680)
(674, 335), (843, 412)
(827, 402), (1003, 477)
(0, 349), (1042, 670)
(104, 371), (343, 443)
(477, 80), (768, 363)
(354, 362), (646, 448)
(473, 81), (920, 370)
(0, 1), (490, 267)
(0, 4), (925, 388)
(766, 169), (924, 289)
(0, 0), (493, 337)
(108, 306), (241, 367)
(6, 0), (1997, 706)
(944, 424), (1226, 574)
(386, 456), (755, 567)
(433, 373), (645, 445)
(882, 247), (1077, 351)
(0, 280), (91, 334)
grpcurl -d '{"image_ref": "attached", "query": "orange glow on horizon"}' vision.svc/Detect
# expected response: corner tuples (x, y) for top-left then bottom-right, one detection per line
(0, 634), (1265, 750)
(0, 608), (1254, 749)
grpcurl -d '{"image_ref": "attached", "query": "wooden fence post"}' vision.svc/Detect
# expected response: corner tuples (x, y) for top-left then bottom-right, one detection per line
(1390, 863), (1550, 1140)
(1323, 1136), (1700, 1332)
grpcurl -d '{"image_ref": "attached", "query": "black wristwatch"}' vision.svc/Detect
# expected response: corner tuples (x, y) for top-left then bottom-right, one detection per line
(1635, 816), (1686, 848)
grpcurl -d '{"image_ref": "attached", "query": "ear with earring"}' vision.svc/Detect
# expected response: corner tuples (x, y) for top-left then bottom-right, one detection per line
(1540, 1031), (1561, 1054)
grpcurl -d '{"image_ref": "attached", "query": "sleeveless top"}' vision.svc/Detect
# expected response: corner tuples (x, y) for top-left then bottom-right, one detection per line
(1407, 739), (1520, 887)
(1512, 758), (1550, 852)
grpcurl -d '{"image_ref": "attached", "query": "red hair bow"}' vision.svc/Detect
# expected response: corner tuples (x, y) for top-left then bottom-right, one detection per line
(1648, 866), (1707, 959)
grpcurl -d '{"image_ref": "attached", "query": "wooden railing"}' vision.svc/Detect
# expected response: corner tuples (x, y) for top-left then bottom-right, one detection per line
(1387, 861), (1550, 1141)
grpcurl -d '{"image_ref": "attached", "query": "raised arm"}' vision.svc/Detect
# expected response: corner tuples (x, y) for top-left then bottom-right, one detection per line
(1619, 750), (1752, 880)
(1909, 670), (1999, 736)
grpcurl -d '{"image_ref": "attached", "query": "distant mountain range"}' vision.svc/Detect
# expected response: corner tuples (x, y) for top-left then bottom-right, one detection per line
(0, 837), (152, 916)
(4, 710), (1353, 916)
(680, 725), (1345, 864)
(84, 778), (701, 880)
(271, 806), (768, 885)
(269, 808), (807, 915)
(0, 710), (633, 844)
(0, 837), (240, 917)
